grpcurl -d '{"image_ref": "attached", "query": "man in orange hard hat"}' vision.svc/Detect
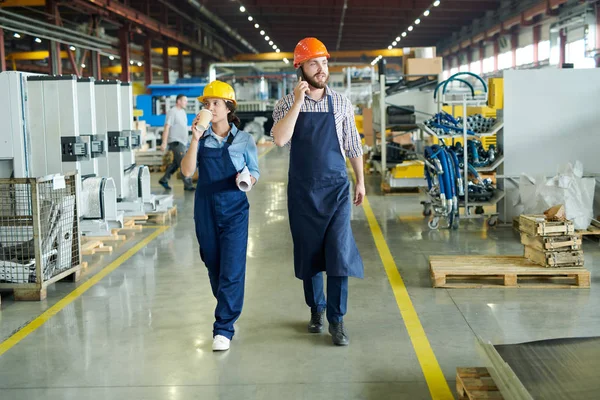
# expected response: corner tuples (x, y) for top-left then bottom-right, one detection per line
(272, 37), (365, 346)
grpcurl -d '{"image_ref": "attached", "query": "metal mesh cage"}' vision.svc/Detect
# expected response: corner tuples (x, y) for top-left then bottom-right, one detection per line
(0, 173), (80, 286)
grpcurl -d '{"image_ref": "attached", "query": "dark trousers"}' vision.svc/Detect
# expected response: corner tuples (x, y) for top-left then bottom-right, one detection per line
(160, 142), (193, 188)
(303, 273), (348, 324)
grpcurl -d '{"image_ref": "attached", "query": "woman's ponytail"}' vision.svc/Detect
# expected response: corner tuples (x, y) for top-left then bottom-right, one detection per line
(226, 102), (241, 128)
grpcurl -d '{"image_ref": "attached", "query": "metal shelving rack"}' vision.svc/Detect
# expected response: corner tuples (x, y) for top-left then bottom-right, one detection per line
(420, 73), (506, 228)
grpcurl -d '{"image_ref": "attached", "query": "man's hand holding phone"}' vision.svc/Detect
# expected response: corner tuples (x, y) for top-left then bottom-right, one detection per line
(293, 68), (310, 107)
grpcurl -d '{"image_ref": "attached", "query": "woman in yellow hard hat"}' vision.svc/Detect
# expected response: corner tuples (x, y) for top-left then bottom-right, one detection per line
(181, 80), (259, 352)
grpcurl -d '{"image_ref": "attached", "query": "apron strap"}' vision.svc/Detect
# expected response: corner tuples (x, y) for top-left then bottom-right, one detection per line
(327, 95), (333, 114)
(224, 131), (236, 147)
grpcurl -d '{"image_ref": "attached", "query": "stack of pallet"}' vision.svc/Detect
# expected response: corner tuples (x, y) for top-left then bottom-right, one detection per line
(519, 215), (584, 268)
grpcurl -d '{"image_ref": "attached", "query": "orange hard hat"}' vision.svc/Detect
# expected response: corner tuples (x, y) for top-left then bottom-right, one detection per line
(293, 37), (330, 68)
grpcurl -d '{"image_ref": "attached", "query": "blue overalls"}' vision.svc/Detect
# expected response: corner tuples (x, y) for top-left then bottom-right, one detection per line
(194, 131), (249, 340)
(287, 95), (364, 324)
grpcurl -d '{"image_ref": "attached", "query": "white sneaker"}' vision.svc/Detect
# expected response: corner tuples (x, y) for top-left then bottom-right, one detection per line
(212, 335), (231, 351)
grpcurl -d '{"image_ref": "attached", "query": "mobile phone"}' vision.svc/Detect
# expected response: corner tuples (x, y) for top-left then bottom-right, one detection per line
(296, 67), (304, 81)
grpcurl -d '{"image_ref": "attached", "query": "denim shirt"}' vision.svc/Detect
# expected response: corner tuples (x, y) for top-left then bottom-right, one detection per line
(200, 123), (260, 181)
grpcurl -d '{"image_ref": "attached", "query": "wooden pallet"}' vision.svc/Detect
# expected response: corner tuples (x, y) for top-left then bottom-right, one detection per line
(457, 367), (504, 400)
(577, 225), (600, 236)
(112, 218), (144, 234)
(81, 233), (127, 242)
(80, 240), (113, 256)
(5, 264), (83, 302)
(430, 255), (590, 289)
(146, 205), (178, 224)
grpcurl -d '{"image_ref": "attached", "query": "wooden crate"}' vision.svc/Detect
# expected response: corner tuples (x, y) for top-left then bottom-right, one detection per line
(519, 215), (575, 237)
(429, 255), (590, 289)
(520, 233), (581, 252)
(524, 246), (584, 268)
(457, 367), (503, 400)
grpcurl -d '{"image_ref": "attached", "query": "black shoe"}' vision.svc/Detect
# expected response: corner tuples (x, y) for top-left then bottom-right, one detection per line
(184, 186), (196, 191)
(308, 309), (325, 333)
(329, 321), (349, 346)
(159, 180), (172, 190)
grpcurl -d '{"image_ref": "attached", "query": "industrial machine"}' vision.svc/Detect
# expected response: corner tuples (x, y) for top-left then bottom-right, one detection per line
(0, 72), (125, 237)
(95, 80), (173, 215)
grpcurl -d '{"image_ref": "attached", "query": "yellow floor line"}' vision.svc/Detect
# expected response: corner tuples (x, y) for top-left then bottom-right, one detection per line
(350, 167), (453, 399)
(0, 225), (169, 358)
(258, 144), (275, 159)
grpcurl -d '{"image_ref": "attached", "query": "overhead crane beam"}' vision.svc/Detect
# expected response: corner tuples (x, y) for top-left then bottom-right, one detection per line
(234, 49), (404, 62)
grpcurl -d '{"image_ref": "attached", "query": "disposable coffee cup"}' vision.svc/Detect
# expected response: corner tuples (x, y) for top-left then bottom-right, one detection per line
(194, 109), (213, 133)
(236, 166), (252, 192)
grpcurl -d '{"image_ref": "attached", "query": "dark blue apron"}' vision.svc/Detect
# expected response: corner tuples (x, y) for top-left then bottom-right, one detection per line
(287, 95), (363, 280)
(194, 129), (249, 339)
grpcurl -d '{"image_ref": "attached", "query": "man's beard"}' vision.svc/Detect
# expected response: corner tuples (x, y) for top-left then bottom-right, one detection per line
(304, 72), (329, 89)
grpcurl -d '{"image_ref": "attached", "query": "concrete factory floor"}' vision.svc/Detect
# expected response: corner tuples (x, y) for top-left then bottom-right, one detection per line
(0, 144), (599, 400)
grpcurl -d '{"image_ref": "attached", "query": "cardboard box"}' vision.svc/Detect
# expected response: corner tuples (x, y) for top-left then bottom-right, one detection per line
(405, 57), (443, 80)
(390, 132), (414, 146)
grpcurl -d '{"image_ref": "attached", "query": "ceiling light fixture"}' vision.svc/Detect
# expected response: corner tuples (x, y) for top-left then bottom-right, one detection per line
(69, 45), (76, 51)
(81, 64), (86, 68)
(248, 16), (253, 21)
(434, 1), (440, 6)
(265, 36), (270, 41)
(13, 32), (21, 38)
(34, 37), (42, 43)
(388, 45), (392, 50)
(239, 6), (246, 12)
(395, 36), (401, 41)
(424, 10), (430, 16)
(415, 18), (421, 24)
(392, 41), (397, 46)
(254, 23), (259, 28)
(276, 49), (281, 53)
(137, 62), (143, 67)
(269, 40), (273, 45)
(408, 26), (413, 31)
(260, 30), (265, 35)
(402, 32), (407, 37)
(109, 55), (115, 60)
(272, 44), (277, 49)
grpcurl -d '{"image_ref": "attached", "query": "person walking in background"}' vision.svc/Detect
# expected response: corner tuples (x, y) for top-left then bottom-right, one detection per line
(159, 94), (195, 191)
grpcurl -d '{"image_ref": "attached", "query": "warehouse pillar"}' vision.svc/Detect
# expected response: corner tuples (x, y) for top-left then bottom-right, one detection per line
(558, 29), (566, 68)
(119, 25), (131, 82)
(511, 30), (518, 68)
(466, 49), (472, 72)
(533, 25), (541, 67)
(46, 0), (62, 75)
(479, 42), (484, 74)
(493, 38), (499, 72)
(162, 40), (169, 84)
(178, 46), (184, 79)
(91, 51), (101, 80)
(0, 28), (5, 72)
(144, 36), (152, 88)
(190, 52), (196, 76)
(596, 10), (600, 68)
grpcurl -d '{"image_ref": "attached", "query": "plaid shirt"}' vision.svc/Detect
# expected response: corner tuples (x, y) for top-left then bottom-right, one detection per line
(271, 86), (363, 159)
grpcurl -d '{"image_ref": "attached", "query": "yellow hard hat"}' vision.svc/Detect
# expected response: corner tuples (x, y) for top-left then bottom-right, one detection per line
(198, 80), (236, 106)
